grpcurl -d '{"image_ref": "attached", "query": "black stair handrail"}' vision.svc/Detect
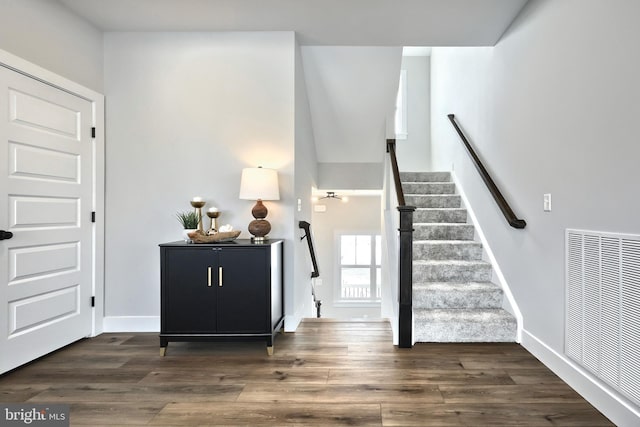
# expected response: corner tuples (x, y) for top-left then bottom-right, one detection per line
(299, 221), (321, 318)
(386, 139), (415, 348)
(299, 221), (319, 278)
(447, 114), (526, 229)
(387, 139), (406, 206)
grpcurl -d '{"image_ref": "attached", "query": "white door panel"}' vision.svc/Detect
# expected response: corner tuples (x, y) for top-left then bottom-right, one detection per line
(9, 88), (84, 140)
(0, 66), (93, 373)
(9, 285), (80, 336)
(10, 195), (80, 228)
(9, 142), (80, 183)
(9, 242), (80, 281)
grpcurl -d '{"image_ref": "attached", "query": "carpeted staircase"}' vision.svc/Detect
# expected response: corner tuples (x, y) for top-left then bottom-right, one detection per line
(401, 171), (517, 342)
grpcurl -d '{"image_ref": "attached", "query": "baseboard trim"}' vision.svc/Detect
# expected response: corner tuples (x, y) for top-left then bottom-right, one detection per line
(284, 294), (314, 332)
(103, 316), (160, 332)
(284, 314), (302, 332)
(521, 329), (640, 427)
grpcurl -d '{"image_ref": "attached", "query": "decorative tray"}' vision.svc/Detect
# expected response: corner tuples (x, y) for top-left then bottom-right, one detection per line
(187, 230), (241, 243)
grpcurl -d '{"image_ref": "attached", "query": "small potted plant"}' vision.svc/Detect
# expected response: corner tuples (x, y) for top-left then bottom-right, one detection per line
(176, 211), (200, 242)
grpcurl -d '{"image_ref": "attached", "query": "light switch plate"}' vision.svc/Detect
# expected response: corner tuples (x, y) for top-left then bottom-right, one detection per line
(543, 193), (552, 212)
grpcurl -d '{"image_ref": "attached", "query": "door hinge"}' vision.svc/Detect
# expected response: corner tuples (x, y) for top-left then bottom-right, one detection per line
(91, 127), (96, 138)
(91, 211), (96, 223)
(91, 296), (95, 307)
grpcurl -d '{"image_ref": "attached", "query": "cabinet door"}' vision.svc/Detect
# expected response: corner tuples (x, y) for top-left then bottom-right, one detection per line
(217, 247), (269, 333)
(163, 248), (217, 333)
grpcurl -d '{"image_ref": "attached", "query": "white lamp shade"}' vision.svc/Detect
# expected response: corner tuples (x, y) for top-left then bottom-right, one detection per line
(239, 167), (280, 201)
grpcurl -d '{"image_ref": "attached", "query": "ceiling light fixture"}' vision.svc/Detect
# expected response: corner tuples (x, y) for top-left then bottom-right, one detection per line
(320, 191), (348, 203)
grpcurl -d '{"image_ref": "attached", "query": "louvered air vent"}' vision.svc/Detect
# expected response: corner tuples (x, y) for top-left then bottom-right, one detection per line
(566, 229), (640, 406)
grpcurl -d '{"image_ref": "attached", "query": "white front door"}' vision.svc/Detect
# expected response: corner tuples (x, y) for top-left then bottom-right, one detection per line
(0, 66), (94, 373)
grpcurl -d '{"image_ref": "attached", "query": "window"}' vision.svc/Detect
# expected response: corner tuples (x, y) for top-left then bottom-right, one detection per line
(394, 69), (407, 139)
(338, 234), (381, 302)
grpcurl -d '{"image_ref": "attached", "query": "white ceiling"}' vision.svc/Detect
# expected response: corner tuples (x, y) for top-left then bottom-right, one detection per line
(58, 0), (528, 46)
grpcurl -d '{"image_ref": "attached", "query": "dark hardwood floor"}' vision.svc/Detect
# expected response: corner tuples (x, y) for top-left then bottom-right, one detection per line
(0, 320), (613, 426)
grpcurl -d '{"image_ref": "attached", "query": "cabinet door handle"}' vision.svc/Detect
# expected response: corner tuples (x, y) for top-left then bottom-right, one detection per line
(208, 267), (212, 287)
(218, 267), (223, 287)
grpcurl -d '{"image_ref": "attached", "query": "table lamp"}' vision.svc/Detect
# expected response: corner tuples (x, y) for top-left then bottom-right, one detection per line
(239, 166), (280, 242)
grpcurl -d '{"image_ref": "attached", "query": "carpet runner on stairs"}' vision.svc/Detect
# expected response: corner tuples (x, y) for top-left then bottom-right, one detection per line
(401, 171), (517, 343)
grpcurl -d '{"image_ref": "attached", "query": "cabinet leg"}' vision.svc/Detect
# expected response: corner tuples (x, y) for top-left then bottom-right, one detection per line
(266, 335), (275, 356)
(160, 337), (168, 357)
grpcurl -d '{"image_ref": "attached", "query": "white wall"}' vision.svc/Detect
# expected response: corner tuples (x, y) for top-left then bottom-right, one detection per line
(291, 36), (319, 328)
(396, 55), (430, 171)
(317, 163), (383, 190)
(103, 32), (298, 329)
(431, 1), (640, 425)
(311, 196), (382, 319)
(0, 0), (103, 92)
(301, 47), (402, 164)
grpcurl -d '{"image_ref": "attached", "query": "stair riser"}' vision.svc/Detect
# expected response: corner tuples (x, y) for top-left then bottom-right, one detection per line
(406, 195), (461, 208)
(413, 289), (503, 309)
(413, 243), (483, 261)
(414, 264), (492, 282)
(400, 172), (451, 183)
(414, 209), (467, 223)
(403, 183), (456, 195)
(414, 320), (516, 342)
(414, 225), (475, 240)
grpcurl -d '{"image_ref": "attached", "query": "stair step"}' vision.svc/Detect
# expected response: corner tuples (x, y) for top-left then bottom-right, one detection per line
(400, 171), (451, 183)
(406, 194), (461, 208)
(414, 260), (492, 282)
(402, 182), (456, 195)
(413, 282), (503, 309)
(414, 208), (467, 224)
(414, 224), (475, 240)
(402, 169), (516, 343)
(414, 240), (483, 260)
(414, 309), (517, 342)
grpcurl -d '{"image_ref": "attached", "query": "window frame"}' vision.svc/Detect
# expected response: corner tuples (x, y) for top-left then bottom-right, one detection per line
(334, 231), (382, 306)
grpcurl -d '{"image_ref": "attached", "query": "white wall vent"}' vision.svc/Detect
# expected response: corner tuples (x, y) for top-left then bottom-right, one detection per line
(566, 229), (640, 406)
